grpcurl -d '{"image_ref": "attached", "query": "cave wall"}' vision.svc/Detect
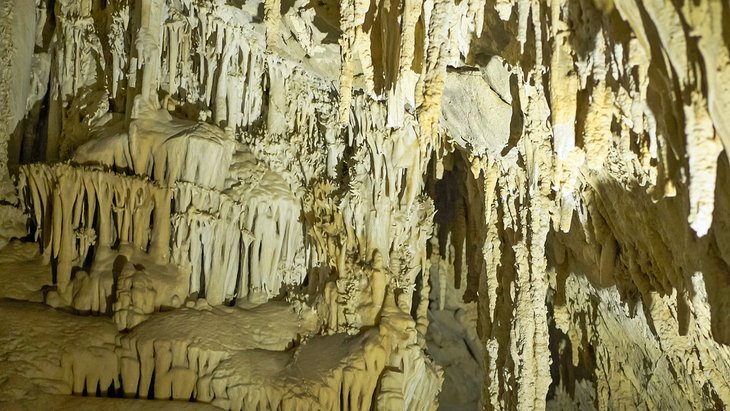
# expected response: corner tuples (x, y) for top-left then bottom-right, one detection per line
(1, 0), (730, 409)
(466, 0), (730, 409)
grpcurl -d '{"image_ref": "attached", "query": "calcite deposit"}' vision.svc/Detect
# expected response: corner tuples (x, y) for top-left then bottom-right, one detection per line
(1, 0), (729, 409)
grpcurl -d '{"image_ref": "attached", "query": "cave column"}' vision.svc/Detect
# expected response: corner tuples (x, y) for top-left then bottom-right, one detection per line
(150, 187), (171, 263)
(127, 0), (164, 118)
(480, 71), (554, 410)
(55, 170), (80, 300)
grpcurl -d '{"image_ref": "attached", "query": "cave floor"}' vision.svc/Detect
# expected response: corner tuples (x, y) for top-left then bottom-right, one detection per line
(0, 242), (382, 409)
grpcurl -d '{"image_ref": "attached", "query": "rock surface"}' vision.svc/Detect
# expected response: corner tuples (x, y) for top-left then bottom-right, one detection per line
(1, 0), (729, 409)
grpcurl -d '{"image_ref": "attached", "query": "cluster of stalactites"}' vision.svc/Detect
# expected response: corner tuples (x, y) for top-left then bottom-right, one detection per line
(335, 0), (486, 142)
(157, 0), (268, 130)
(18, 163), (172, 297)
(314, 1), (489, 335)
(171, 181), (304, 303)
(299, 94), (437, 335)
(126, 0), (337, 139)
(125, 0), (344, 185)
(18, 163), (305, 306)
(511, 0), (730, 238)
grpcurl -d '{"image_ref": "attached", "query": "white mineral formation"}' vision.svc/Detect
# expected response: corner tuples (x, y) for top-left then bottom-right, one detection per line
(1, 0), (730, 409)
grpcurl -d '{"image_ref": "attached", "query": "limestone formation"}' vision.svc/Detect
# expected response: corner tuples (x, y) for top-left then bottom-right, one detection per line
(1, 0), (729, 410)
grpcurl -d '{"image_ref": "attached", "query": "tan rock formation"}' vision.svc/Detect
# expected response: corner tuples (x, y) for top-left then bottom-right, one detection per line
(1, 0), (729, 409)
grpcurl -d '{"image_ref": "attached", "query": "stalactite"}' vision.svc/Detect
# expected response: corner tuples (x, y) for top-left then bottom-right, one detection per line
(19, 150), (304, 309)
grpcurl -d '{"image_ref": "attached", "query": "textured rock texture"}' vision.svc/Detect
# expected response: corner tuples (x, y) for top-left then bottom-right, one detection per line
(465, 1), (730, 409)
(0, 0), (729, 409)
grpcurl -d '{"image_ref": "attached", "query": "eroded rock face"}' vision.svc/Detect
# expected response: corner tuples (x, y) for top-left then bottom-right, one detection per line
(1, 0), (730, 409)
